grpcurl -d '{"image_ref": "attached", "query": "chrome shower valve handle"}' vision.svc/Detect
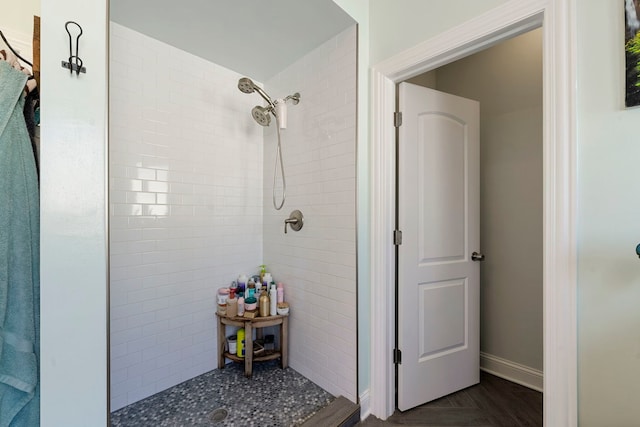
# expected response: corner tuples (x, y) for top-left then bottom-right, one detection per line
(284, 210), (304, 234)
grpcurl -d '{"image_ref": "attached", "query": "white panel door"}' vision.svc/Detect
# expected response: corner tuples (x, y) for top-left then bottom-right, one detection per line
(397, 82), (480, 411)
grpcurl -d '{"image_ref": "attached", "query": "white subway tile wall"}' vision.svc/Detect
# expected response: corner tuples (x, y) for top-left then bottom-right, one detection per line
(263, 26), (358, 401)
(109, 23), (263, 410)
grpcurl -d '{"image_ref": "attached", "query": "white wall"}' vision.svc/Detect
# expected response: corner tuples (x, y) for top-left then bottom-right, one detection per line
(433, 29), (543, 372)
(109, 23), (263, 410)
(577, 1), (640, 425)
(40, 0), (108, 425)
(263, 25), (358, 402)
(369, 0), (509, 64)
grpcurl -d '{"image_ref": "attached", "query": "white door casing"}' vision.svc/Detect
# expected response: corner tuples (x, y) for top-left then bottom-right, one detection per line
(397, 83), (480, 411)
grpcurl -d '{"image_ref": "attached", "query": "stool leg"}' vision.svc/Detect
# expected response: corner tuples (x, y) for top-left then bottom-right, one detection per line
(281, 316), (288, 369)
(245, 322), (253, 377)
(217, 316), (226, 369)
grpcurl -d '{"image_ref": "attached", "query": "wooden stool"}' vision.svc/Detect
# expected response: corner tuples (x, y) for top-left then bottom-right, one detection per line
(216, 313), (289, 377)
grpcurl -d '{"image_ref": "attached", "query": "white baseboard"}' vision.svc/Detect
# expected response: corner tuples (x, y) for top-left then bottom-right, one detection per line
(480, 352), (543, 392)
(359, 388), (371, 421)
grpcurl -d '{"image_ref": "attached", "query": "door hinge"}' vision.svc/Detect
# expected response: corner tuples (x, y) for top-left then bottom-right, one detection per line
(394, 111), (403, 127)
(393, 348), (402, 365)
(394, 229), (403, 246)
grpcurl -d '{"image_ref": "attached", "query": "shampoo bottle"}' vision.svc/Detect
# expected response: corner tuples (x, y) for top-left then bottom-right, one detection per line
(227, 289), (237, 318)
(247, 278), (256, 299)
(277, 282), (284, 303)
(263, 273), (272, 288)
(237, 328), (245, 358)
(270, 285), (277, 316)
(237, 296), (245, 316)
(259, 290), (270, 317)
(238, 274), (247, 296)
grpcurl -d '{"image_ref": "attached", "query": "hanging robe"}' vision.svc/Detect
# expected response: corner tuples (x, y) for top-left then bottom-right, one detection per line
(0, 59), (40, 427)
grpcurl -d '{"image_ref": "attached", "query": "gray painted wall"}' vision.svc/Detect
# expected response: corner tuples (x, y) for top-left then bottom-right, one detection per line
(408, 28), (543, 371)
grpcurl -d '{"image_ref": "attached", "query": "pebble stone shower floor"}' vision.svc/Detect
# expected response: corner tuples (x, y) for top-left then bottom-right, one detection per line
(110, 361), (334, 427)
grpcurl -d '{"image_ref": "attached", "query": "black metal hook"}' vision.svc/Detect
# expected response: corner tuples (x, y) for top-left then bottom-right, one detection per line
(61, 21), (86, 75)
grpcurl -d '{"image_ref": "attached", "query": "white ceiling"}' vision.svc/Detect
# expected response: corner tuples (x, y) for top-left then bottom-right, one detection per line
(110, 0), (355, 82)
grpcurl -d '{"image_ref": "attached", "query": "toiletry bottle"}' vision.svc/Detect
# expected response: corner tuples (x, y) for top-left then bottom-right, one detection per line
(259, 290), (270, 317)
(269, 285), (277, 316)
(248, 279), (256, 299)
(217, 287), (229, 316)
(237, 296), (245, 316)
(277, 282), (284, 303)
(237, 328), (245, 358)
(259, 264), (266, 283)
(263, 273), (272, 288)
(227, 289), (238, 318)
(238, 274), (247, 296)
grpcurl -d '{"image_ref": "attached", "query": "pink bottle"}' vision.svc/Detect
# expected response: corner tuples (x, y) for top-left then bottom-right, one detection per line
(237, 296), (245, 316)
(277, 282), (284, 303)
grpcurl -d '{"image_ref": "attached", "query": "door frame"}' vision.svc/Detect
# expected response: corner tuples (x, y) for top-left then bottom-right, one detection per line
(369, 0), (577, 425)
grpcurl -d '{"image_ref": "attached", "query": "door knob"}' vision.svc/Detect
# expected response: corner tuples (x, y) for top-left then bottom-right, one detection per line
(471, 251), (485, 261)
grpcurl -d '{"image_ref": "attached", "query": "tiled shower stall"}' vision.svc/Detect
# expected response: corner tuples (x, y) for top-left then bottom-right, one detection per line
(108, 22), (357, 410)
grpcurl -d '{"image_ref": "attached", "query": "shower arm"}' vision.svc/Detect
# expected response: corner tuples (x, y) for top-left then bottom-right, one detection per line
(282, 92), (301, 105)
(253, 86), (277, 110)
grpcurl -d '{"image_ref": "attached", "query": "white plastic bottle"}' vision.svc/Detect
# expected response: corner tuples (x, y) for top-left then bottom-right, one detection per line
(269, 285), (277, 316)
(237, 296), (245, 316)
(263, 273), (272, 288)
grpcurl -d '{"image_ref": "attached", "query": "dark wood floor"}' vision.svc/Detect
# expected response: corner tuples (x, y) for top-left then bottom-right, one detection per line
(359, 372), (542, 427)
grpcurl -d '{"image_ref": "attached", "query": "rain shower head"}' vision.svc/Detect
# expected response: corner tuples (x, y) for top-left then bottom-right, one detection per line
(251, 105), (272, 127)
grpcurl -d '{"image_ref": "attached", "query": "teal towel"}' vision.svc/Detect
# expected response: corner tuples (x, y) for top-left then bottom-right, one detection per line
(0, 60), (40, 426)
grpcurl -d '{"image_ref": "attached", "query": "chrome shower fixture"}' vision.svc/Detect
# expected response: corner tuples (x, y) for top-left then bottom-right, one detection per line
(251, 105), (272, 127)
(238, 77), (276, 110)
(237, 77), (300, 127)
(237, 77), (301, 211)
(282, 92), (301, 105)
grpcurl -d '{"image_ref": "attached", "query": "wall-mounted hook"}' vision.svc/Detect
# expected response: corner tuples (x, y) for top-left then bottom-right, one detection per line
(61, 21), (86, 75)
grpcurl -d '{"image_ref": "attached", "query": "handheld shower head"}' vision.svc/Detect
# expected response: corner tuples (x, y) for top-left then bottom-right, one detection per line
(237, 77), (276, 109)
(251, 105), (272, 127)
(237, 77), (255, 94)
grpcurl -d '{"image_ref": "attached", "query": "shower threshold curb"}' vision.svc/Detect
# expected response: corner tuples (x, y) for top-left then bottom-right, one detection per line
(300, 396), (360, 427)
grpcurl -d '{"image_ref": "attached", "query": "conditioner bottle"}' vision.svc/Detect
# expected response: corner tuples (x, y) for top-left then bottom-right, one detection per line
(227, 289), (237, 318)
(270, 285), (277, 316)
